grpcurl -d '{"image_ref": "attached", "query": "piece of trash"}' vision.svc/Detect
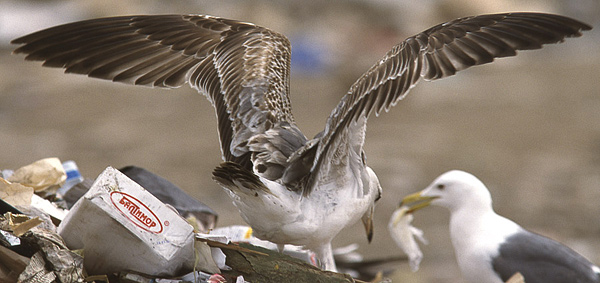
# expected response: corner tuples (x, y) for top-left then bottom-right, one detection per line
(506, 272), (525, 283)
(62, 178), (93, 209)
(18, 227), (84, 283)
(1, 229), (21, 246)
(1, 169), (14, 179)
(118, 271), (172, 283)
(57, 166), (202, 277)
(118, 270), (225, 283)
(207, 273), (227, 283)
(7, 157), (66, 195)
(119, 166), (218, 233)
(19, 250), (57, 283)
(2, 212), (43, 237)
(57, 160), (84, 197)
(209, 225), (253, 242)
(0, 177), (34, 207)
(193, 237), (225, 273)
(1, 175), (67, 227)
(11, 217), (43, 237)
(29, 194), (68, 222)
(12, 204), (60, 233)
(388, 206), (427, 272)
(180, 270), (218, 282)
(208, 225), (318, 267)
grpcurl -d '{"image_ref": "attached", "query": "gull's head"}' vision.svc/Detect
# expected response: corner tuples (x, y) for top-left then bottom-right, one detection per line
(366, 166), (382, 191)
(401, 170), (492, 213)
(364, 166), (383, 204)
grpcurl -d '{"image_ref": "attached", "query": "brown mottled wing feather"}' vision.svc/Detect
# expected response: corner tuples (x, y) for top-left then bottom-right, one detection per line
(12, 15), (297, 169)
(309, 12), (591, 187)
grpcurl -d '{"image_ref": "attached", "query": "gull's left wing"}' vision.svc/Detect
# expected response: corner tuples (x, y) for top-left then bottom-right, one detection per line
(301, 13), (591, 192)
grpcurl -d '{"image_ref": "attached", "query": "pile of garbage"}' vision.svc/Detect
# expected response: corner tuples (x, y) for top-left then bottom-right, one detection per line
(0, 158), (398, 283)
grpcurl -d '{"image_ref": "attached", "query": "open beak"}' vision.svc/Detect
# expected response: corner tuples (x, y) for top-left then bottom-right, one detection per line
(400, 191), (438, 213)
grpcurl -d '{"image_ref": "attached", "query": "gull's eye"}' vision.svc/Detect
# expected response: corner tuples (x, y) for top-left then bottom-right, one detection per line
(437, 184), (445, 190)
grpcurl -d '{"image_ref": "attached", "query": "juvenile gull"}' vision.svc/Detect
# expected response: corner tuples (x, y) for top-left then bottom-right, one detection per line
(401, 170), (600, 283)
(12, 13), (590, 271)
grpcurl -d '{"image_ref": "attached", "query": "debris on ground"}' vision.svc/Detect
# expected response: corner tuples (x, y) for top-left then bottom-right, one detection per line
(6, 157), (66, 198)
(1, 158), (397, 282)
(0, 178), (33, 208)
(0, 212), (84, 282)
(18, 227), (85, 283)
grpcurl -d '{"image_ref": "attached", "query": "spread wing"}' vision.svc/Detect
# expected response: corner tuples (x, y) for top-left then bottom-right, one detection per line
(12, 14), (306, 173)
(307, 12), (590, 188)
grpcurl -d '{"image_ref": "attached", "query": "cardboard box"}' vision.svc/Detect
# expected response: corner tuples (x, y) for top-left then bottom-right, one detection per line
(58, 167), (196, 276)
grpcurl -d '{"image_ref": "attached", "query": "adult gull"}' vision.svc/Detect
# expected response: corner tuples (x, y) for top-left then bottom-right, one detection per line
(11, 13), (590, 271)
(401, 170), (600, 283)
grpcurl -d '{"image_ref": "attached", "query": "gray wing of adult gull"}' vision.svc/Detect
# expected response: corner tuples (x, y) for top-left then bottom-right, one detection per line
(11, 15), (306, 179)
(286, 13), (591, 193)
(492, 231), (600, 283)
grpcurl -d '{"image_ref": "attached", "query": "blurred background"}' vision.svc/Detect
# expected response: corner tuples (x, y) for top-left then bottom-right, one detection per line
(1, 0), (599, 282)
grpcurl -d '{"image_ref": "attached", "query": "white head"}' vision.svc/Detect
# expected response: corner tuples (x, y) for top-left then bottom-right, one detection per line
(402, 170), (493, 214)
(401, 171), (520, 283)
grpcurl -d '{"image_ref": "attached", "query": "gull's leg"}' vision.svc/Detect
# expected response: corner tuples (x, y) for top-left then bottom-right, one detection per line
(277, 243), (285, 253)
(313, 242), (336, 272)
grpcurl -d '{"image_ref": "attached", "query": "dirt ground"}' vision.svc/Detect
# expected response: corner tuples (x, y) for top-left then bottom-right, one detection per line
(1, 1), (600, 282)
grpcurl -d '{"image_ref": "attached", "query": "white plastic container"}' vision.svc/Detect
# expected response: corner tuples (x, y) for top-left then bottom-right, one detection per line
(57, 167), (198, 276)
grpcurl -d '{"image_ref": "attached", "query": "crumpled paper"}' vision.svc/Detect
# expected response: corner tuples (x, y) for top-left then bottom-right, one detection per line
(0, 177), (34, 207)
(18, 227), (85, 283)
(388, 206), (428, 272)
(7, 158), (66, 194)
